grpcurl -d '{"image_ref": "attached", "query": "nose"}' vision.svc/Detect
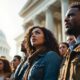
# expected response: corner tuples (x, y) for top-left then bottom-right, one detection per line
(31, 33), (36, 37)
(64, 16), (69, 22)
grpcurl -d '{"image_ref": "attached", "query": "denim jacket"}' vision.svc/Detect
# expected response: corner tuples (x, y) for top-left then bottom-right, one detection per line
(28, 51), (61, 80)
(14, 61), (28, 80)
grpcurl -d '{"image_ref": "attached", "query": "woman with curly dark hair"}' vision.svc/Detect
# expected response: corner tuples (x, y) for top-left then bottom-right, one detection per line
(23, 26), (61, 80)
(0, 57), (12, 80)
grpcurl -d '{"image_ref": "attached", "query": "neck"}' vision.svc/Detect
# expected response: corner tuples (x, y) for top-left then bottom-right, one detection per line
(35, 45), (44, 50)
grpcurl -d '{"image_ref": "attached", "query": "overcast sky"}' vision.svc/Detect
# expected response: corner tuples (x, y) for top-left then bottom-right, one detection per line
(0, 0), (28, 58)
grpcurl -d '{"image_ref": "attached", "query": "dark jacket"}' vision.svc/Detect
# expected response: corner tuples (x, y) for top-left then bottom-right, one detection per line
(28, 51), (61, 80)
(14, 61), (28, 80)
(58, 43), (80, 80)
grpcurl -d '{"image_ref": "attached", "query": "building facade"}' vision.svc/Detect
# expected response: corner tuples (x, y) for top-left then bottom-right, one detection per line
(16, 0), (79, 56)
(15, 33), (25, 58)
(19, 0), (79, 41)
(0, 30), (10, 60)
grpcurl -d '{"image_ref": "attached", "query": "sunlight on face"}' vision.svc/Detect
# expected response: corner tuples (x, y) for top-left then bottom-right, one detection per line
(30, 28), (45, 48)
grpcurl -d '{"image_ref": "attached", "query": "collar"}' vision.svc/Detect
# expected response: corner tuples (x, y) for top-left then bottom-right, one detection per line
(76, 35), (80, 44)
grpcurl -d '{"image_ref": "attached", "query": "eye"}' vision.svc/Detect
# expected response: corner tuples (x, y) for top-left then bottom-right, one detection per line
(31, 29), (42, 37)
(59, 46), (66, 49)
(35, 31), (40, 34)
(68, 13), (75, 18)
(62, 46), (66, 48)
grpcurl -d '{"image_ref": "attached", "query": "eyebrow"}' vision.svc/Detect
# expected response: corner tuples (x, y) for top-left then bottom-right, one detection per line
(32, 30), (41, 34)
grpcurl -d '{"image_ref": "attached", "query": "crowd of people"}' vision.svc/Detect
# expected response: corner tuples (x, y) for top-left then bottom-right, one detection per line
(0, 2), (80, 80)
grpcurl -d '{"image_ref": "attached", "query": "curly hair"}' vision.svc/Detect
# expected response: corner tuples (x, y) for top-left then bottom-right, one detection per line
(25, 26), (60, 55)
(0, 57), (12, 73)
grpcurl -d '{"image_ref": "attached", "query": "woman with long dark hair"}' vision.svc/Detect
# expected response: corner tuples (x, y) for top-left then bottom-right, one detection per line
(0, 57), (12, 80)
(23, 26), (61, 80)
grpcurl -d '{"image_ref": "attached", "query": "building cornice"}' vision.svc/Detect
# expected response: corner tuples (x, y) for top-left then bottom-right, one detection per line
(20, 0), (56, 25)
(20, 0), (41, 17)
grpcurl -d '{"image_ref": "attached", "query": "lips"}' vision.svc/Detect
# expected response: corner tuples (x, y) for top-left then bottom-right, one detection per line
(32, 38), (37, 42)
(65, 22), (70, 28)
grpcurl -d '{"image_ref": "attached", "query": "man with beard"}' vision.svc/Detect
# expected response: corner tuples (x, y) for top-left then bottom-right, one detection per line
(14, 37), (28, 80)
(58, 2), (80, 80)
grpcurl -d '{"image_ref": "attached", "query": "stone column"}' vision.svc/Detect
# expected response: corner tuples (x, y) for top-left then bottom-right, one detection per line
(45, 8), (55, 34)
(61, 0), (69, 41)
(32, 16), (40, 26)
(0, 47), (2, 54)
(1, 47), (3, 54)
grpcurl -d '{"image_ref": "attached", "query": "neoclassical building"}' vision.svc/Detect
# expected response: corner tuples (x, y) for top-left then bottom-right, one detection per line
(19, 0), (79, 42)
(0, 30), (10, 60)
(15, 0), (79, 55)
(15, 33), (25, 58)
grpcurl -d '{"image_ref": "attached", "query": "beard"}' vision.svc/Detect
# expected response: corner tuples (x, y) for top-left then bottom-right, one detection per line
(65, 27), (80, 36)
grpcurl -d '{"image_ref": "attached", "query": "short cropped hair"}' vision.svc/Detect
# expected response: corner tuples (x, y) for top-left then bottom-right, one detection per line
(14, 55), (21, 61)
(69, 2), (80, 10)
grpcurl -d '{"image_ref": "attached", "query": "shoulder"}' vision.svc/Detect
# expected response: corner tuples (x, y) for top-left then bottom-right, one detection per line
(44, 51), (61, 62)
(45, 51), (60, 58)
(43, 51), (61, 72)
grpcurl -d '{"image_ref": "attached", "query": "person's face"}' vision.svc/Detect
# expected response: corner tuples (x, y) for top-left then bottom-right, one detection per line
(65, 7), (80, 36)
(0, 60), (4, 71)
(30, 28), (45, 48)
(13, 57), (20, 69)
(59, 43), (68, 56)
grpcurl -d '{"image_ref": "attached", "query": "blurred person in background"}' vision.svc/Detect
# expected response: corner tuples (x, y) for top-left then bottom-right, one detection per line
(12, 55), (21, 71)
(10, 55), (21, 80)
(0, 57), (11, 80)
(59, 42), (69, 57)
(58, 42), (70, 80)
(14, 37), (29, 80)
